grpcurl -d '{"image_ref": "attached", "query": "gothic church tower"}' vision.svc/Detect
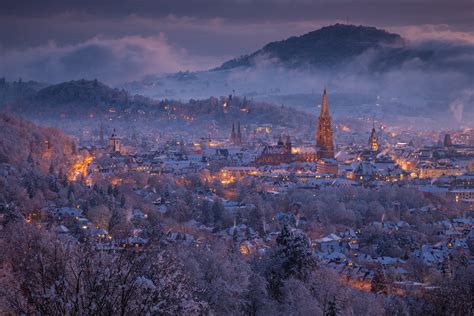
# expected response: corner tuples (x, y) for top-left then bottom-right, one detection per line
(316, 89), (335, 159)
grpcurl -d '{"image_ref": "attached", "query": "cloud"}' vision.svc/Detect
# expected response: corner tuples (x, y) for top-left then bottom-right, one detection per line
(449, 89), (474, 123)
(1, 0), (473, 57)
(0, 35), (220, 84)
(0, 13), (334, 58)
(122, 34), (473, 128)
(2, 0), (472, 25)
(392, 24), (474, 44)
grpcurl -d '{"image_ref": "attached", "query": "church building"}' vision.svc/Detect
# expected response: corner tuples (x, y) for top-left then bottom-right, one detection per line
(256, 89), (336, 169)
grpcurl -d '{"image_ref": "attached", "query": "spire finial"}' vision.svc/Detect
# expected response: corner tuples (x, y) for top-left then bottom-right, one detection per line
(320, 88), (329, 114)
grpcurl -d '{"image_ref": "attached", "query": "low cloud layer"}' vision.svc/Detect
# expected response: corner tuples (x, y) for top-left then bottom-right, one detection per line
(0, 35), (221, 84)
(1, 0), (473, 83)
(120, 36), (473, 128)
(2, 19), (473, 87)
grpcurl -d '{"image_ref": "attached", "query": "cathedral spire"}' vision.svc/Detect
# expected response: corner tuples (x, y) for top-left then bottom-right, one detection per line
(237, 122), (242, 145)
(321, 88), (328, 115)
(316, 88), (334, 159)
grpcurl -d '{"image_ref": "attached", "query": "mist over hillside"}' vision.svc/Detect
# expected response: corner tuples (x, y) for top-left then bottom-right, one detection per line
(0, 79), (315, 138)
(121, 24), (474, 128)
(1, 24), (472, 129)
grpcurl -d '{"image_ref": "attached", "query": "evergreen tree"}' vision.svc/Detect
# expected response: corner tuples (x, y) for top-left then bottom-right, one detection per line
(48, 175), (61, 193)
(108, 209), (122, 232)
(441, 259), (452, 279)
(27, 153), (34, 167)
(58, 168), (68, 186)
(248, 206), (264, 236)
(326, 296), (338, 316)
(371, 266), (387, 294)
(107, 185), (114, 196)
(211, 200), (224, 225)
(201, 201), (214, 226)
(276, 224), (315, 279)
(0, 201), (21, 224)
(67, 185), (76, 204)
(266, 224), (315, 299)
(48, 162), (55, 175)
(120, 194), (126, 208)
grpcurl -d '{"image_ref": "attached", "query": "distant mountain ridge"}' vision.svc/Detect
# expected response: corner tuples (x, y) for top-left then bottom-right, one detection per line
(215, 24), (427, 71)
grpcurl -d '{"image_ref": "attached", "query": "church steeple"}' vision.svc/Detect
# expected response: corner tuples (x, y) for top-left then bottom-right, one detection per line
(369, 121), (379, 153)
(236, 122), (242, 145)
(108, 128), (121, 153)
(231, 122), (242, 146)
(99, 120), (104, 146)
(316, 88), (335, 159)
(231, 122), (236, 143)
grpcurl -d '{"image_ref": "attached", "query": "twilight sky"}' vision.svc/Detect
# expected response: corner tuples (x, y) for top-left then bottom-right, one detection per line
(1, 0), (473, 84)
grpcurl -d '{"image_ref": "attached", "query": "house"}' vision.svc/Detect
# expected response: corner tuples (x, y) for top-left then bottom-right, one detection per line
(347, 240), (360, 251)
(376, 256), (406, 267)
(132, 209), (147, 220)
(56, 207), (83, 218)
(314, 233), (343, 253)
(414, 243), (447, 266)
(86, 227), (109, 239)
(124, 236), (148, 248)
(444, 229), (464, 239)
(323, 251), (347, 263)
(55, 225), (70, 234)
(166, 231), (195, 244)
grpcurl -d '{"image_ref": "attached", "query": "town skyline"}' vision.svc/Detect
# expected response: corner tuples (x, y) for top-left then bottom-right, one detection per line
(0, 1), (473, 315)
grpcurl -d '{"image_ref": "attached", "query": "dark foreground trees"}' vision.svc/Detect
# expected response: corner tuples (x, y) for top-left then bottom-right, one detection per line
(1, 222), (472, 315)
(0, 223), (207, 315)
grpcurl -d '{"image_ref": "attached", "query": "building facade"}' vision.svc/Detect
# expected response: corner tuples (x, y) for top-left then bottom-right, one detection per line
(108, 129), (121, 153)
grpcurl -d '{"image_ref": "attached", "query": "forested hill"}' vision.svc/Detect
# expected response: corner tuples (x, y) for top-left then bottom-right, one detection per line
(0, 113), (76, 173)
(0, 79), (315, 129)
(1, 79), (151, 111)
(216, 24), (430, 71)
(0, 113), (80, 214)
